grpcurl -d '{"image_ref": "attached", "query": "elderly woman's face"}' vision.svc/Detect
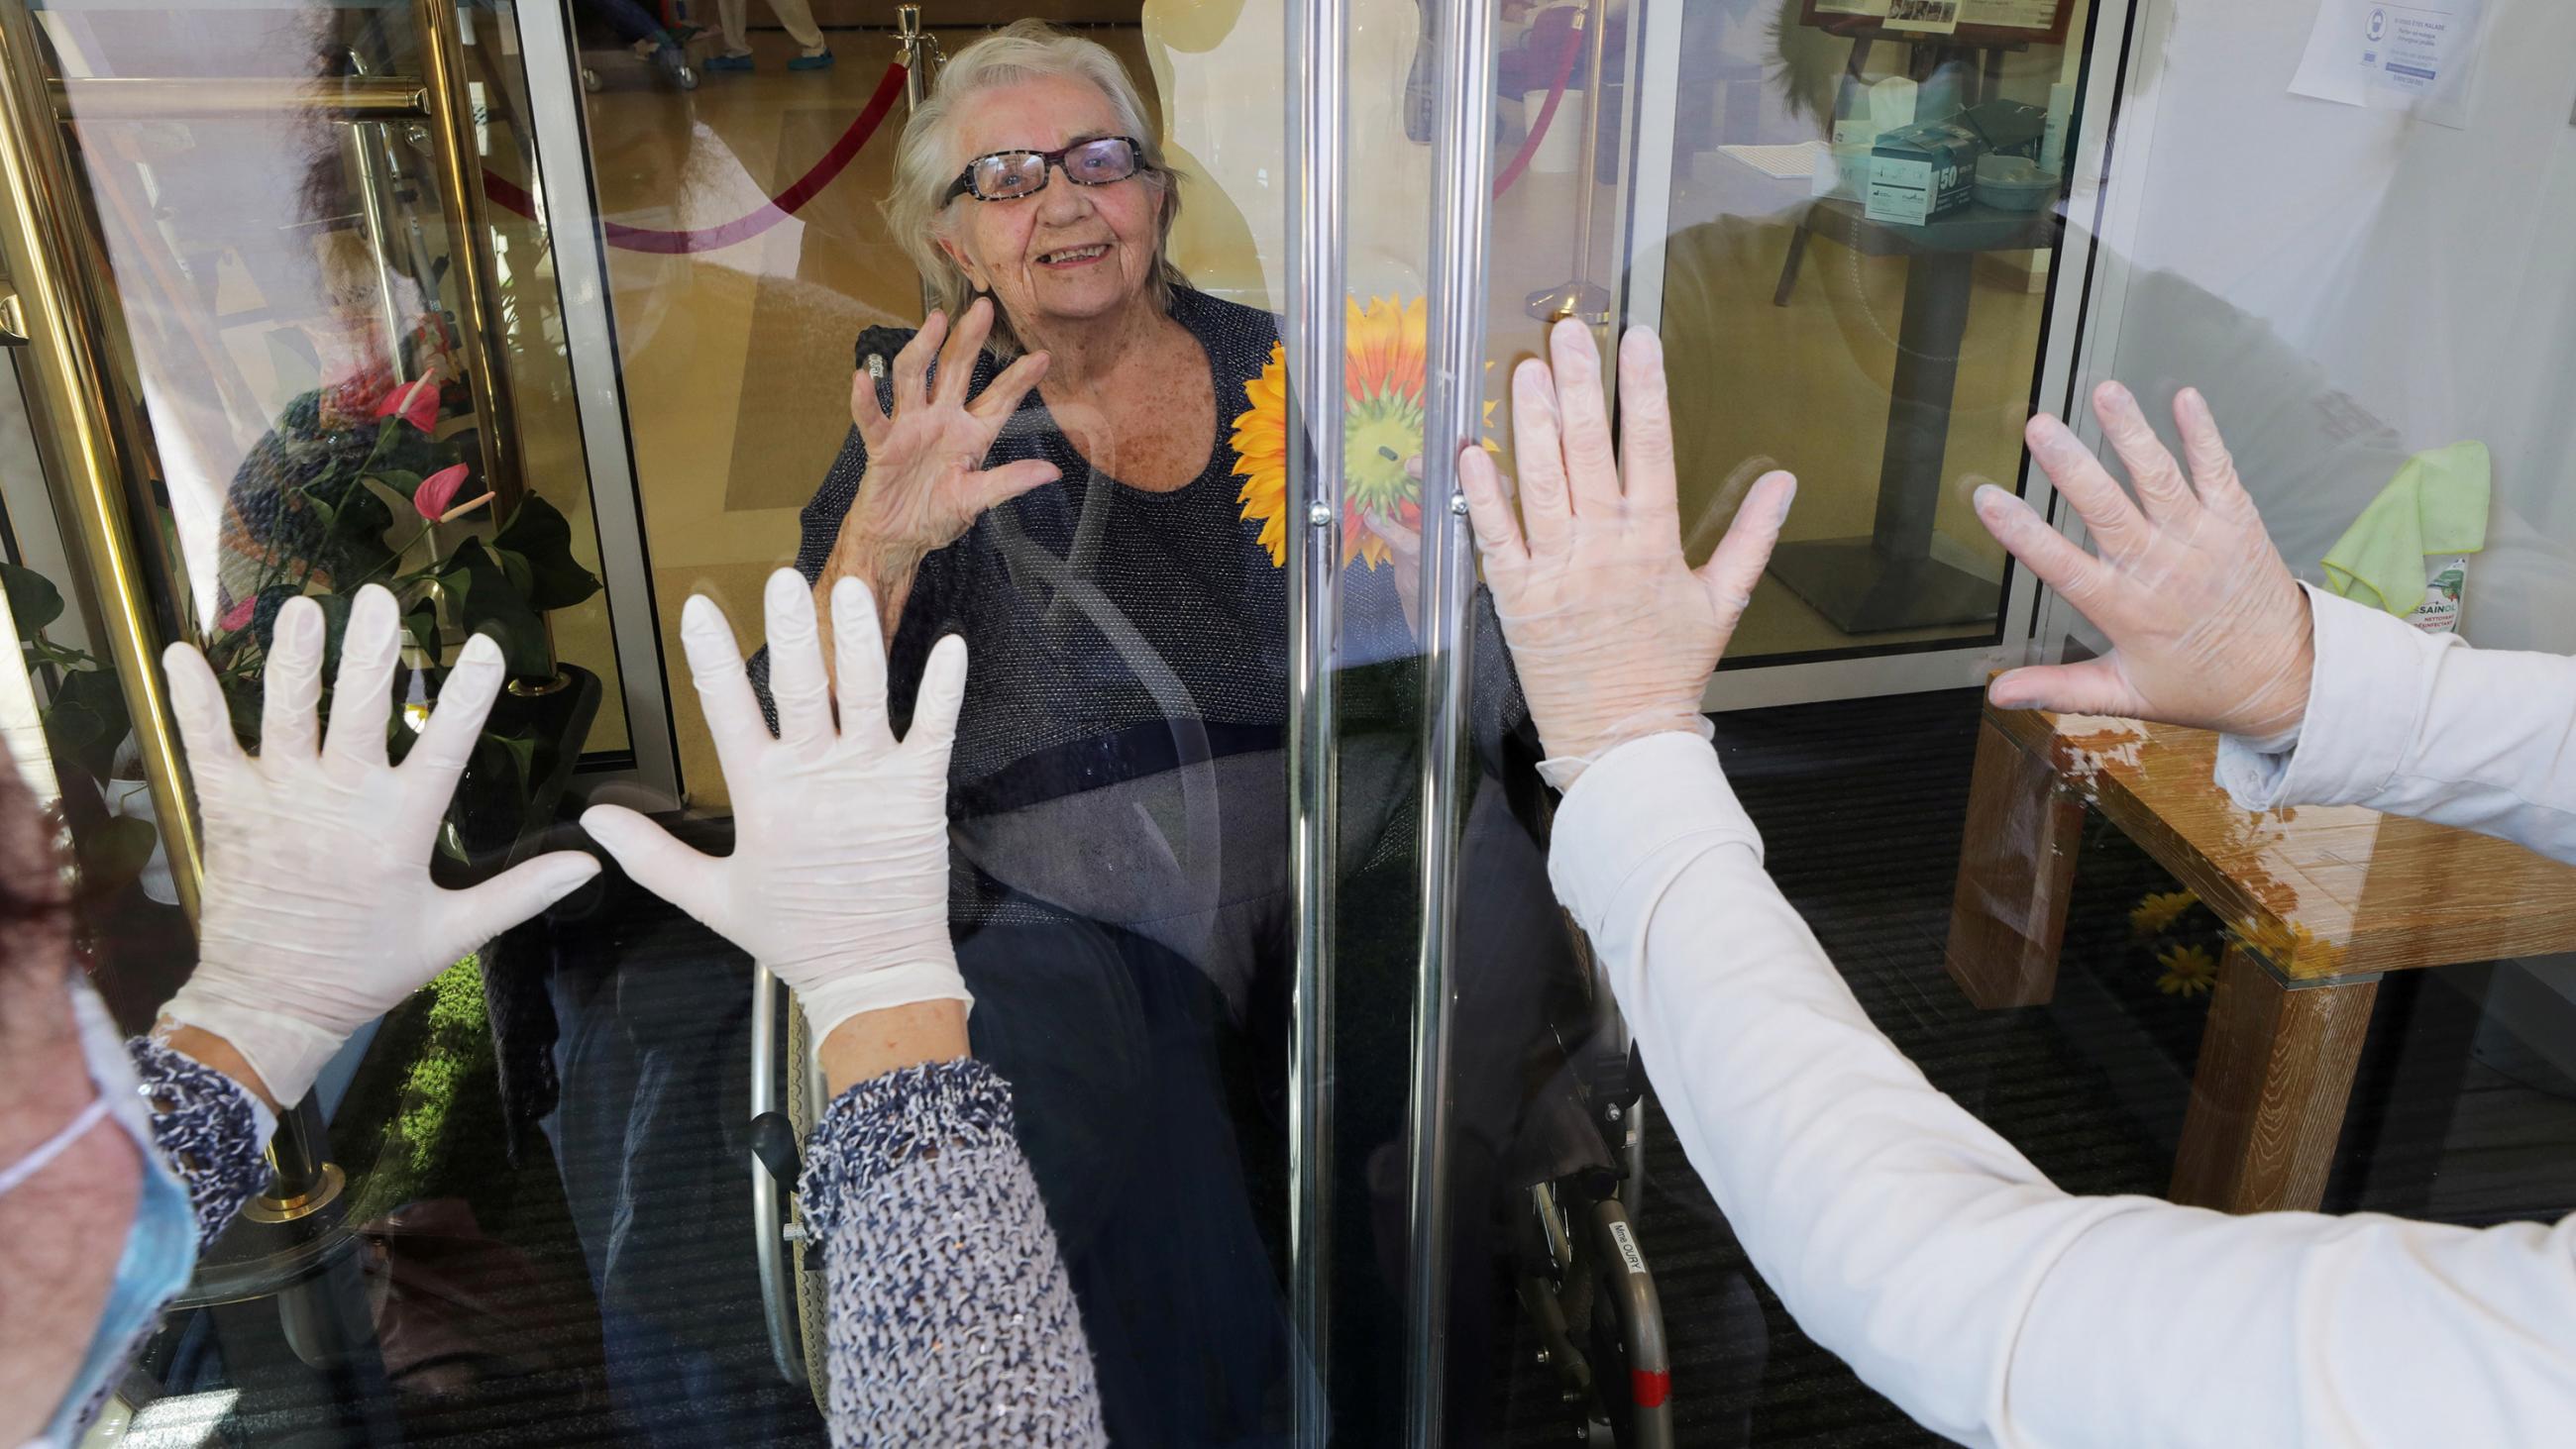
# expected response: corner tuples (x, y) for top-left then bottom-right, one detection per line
(938, 74), (1163, 334)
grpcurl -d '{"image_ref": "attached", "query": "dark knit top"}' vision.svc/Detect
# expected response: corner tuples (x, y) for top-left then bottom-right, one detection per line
(756, 288), (1533, 946)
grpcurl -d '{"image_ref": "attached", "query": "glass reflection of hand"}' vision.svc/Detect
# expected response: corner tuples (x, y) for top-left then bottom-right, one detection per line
(582, 571), (971, 1080)
(158, 587), (602, 1108)
(1458, 321), (1798, 788)
(1974, 383), (2314, 743)
(1364, 496), (1425, 640)
(840, 297), (1061, 561)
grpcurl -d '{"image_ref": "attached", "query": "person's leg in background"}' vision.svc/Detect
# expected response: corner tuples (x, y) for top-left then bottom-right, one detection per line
(766, 0), (832, 69)
(576, 0), (695, 85)
(705, 0), (754, 71)
(704, 0), (831, 72)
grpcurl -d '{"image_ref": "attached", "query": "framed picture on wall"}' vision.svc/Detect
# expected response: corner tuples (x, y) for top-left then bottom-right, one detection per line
(1800, 0), (2078, 46)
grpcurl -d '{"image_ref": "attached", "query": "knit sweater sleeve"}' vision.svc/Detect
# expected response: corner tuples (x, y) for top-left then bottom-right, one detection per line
(799, 1057), (1107, 1448)
(126, 1036), (277, 1246)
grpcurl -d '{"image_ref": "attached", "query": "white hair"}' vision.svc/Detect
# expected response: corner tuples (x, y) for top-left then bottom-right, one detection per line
(884, 20), (1186, 359)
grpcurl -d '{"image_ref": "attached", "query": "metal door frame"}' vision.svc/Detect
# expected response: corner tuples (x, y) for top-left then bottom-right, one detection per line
(0, 0), (551, 1285)
(497, 0), (680, 797)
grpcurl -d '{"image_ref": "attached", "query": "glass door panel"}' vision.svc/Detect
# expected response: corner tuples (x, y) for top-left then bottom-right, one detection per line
(1449, 0), (2115, 1444)
(0, 0), (693, 1439)
(540, 3), (1336, 1441)
(37, 0), (632, 753)
(1636, 0), (2099, 668)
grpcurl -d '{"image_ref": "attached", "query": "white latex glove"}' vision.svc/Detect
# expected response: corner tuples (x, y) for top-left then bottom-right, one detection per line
(1458, 321), (1798, 788)
(581, 570), (969, 1057)
(159, 586), (603, 1105)
(1973, 382), (2314, 744)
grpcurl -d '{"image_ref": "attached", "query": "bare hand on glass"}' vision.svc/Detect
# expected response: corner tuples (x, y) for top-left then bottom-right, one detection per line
(1458, 321), (1798, 787)
(1973, 382), (2313, 743)
(837, 296), (1059, 561)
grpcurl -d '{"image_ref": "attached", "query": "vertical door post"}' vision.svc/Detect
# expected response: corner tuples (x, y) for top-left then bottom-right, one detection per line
(1408, 0), (1499, 1439)
(1284, 0), (1348, 1434)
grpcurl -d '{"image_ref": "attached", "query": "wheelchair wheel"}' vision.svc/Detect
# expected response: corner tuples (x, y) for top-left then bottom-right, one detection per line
(784, 997), (833, 1407)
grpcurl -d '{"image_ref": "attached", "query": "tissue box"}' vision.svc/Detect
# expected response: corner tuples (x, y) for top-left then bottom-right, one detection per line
(1867, 121), (1981, 226)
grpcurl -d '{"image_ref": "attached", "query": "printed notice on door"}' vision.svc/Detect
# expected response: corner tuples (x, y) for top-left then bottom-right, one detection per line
(2291, 0), (2490, 130)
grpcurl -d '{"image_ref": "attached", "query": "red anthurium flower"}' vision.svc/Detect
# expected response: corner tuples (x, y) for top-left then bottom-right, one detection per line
(413, 464), (473, 521)
(375, 375), (441, 433)
(219, 596), (256, 632)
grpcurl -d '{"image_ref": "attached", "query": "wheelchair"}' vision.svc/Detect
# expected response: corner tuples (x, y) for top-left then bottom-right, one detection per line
(741, 909), (1672, 1444)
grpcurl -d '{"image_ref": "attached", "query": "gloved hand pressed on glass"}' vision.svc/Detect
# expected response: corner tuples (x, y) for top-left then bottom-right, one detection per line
(158, 586), (603, 1106)
(1457, 320), (1797, 789)
(1972, 382), (2314, 745)
(582, 570), (969, 1058)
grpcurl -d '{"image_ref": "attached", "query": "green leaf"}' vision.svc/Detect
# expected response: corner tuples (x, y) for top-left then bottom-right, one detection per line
(220, 673), (262, 753)
(0, 562), (64, 634)
(490, 495), (601, 611)
(404, 601), (442, 659)
(75, 814), (157, 898)
(437, 538), (549, 676)
(323, 478), (399, 585)
(375, 421), (440, 479)
(478, 730), (536, 795)
(314, 591), (354, 677)
(494, 547), (534, 598)
(44, 698), (105, 777)
(49, 668), (130, 781)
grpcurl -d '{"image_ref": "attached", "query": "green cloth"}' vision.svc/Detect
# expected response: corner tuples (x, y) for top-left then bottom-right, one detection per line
(2321, 441), (2491, 617)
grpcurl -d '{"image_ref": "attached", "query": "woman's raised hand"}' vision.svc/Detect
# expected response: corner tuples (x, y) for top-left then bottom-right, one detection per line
(840, 296), (1061, 558)
(1972, 383), (2314, 742)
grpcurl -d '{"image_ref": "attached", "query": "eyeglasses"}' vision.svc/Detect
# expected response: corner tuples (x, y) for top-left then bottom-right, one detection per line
(946, 137), (1147, 203)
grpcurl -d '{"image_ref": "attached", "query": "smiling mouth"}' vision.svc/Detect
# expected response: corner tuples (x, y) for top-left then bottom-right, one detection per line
(1037, 244), (1110, 265)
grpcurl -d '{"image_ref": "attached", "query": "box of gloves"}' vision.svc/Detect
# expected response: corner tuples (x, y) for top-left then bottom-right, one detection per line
(1867, 120), (1981, 226)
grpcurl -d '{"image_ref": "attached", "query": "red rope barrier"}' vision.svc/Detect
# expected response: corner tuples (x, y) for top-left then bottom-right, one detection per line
(485, 59), (908, 255)
(1492, 27), (1584, 199)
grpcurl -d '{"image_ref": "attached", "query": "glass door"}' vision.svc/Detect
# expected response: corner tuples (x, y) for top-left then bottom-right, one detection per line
(1626, 0), (2111, 709)
(0, 0), (706, 1439)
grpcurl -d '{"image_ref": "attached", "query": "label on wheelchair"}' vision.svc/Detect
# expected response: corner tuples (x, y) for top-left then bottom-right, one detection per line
(1608, 1220), (1649, 1277)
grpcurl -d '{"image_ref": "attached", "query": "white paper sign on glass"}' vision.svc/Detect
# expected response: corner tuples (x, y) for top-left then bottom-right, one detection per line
(2290, 0), (2491, 131)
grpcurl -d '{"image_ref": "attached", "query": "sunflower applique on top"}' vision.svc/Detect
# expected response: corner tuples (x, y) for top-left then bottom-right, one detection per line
(1233, 295), (1492, 569)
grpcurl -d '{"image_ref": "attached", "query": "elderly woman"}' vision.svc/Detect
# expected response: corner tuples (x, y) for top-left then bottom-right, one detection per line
(763, 20), (1596, 1446)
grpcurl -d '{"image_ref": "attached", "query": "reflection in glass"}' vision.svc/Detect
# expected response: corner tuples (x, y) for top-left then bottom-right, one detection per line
(1647, 0), (2094, 661)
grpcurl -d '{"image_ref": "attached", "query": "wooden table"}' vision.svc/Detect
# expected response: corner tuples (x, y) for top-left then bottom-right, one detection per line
(1945, 702), (2576, 1213)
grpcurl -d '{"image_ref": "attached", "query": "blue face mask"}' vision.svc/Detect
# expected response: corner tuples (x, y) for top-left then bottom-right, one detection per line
(2, 980), (198, 1449)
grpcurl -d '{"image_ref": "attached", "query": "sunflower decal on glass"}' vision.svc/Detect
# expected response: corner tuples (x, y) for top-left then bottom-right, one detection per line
(1233, 295), (1490, 569)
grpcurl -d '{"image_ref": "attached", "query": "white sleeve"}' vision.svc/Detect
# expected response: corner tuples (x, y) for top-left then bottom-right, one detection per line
(2217, 585), (2576, 863)
(1550, 733), (2576, 1448)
